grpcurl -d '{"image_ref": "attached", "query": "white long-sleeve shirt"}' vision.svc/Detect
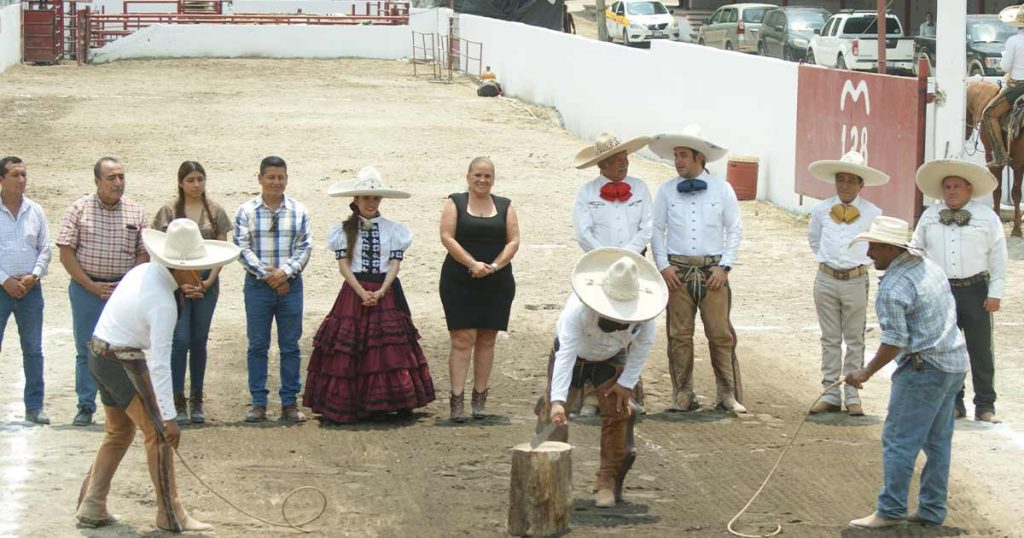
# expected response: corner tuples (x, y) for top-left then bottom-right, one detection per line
(572, 175), (653, 253)
(910, 200), (1008, 298)
(1002, 30), (1024, 80)
(549, 294), (655, 403)
(651, 170), (742, 271)
(807, 195), (882, 270)
(92, 263), (179, 421)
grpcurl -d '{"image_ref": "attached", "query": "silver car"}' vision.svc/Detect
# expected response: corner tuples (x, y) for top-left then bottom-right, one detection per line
(697, 2), (775, 53)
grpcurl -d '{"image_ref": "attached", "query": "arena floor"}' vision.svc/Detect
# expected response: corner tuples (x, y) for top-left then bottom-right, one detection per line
(1, 59), (1022, 536)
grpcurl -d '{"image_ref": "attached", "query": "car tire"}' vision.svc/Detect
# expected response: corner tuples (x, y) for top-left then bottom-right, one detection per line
(623, 29), (631, 47)
(725, 41), (734, 51)
(698, 38), (705, 46)
(837, 55), (847, 70)
(782, 45), (792, 62)
(806, 50), (815, 66)
(758, 42), (767, 56)
(969, 60), (985, 78)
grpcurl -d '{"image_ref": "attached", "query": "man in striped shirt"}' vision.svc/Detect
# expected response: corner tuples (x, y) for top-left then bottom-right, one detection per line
(0, 157), (52, 425)
(233, 156), (312, 423)
(57, 157), (148, 426)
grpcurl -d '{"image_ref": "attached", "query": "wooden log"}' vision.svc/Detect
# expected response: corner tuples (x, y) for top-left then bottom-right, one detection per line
(507, 441), (573, 537)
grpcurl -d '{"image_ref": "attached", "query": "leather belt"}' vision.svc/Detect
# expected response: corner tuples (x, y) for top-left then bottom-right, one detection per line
(948, 272), (989, 288)
(89, 336), (145, 362)
(669, 254), (721, 268)
(819, 263), (867, 281)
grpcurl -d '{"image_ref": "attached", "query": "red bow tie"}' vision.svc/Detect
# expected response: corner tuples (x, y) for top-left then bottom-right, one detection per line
(600, 181), (632, 202)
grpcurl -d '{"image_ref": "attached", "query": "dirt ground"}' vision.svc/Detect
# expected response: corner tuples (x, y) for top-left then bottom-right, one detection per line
(1, 59), (1023, 537)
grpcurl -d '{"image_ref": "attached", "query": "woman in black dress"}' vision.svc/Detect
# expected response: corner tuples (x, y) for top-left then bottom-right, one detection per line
(439, 157), (520, 422)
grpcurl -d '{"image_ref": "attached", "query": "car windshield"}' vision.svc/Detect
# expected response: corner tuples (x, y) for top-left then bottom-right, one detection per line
(742, 7), (770, 23)
(788, 11), (827, 31)
(969, 20), (1015, 43)
(625, 1), (668, 16)
(842, 15), (901, 35)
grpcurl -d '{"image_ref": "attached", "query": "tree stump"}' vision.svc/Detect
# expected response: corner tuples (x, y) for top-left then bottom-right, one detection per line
(507, 441), (573, 537)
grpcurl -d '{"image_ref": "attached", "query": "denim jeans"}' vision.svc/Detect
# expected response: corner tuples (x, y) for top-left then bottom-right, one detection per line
(877, 361), (966, 525)
(70, 280), (108, 414)
(0, 284), (45, 411)
(243, 273), (303, 407)
(172, 272), (219, 394)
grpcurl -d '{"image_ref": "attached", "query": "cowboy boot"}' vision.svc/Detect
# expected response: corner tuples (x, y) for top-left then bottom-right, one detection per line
(189, 389), (205, 424)
(717, 384), (747, 414)
(471, 388), (488, 419)
(77, 406), (135, 527)
(594, 378), (632, 507)
(449, 392), (466, 423)
(173, 391), (188, 424)
(614, 401), (639, 503)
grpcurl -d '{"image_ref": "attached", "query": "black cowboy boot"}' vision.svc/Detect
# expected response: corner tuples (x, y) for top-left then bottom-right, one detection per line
(173, 392), (188, 424)
(189, 389), (205, 424)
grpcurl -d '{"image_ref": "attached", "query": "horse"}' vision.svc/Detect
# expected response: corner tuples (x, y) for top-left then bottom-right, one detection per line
(966, 79), (1024, 237)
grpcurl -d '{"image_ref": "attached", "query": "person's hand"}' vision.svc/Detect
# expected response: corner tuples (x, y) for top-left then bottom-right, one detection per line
(163, 419), (181, 447)
(202, 277), (216, 293)
(604, 383), (633, 415)
(265, 268), (289, 289)
(845, 369), (872, 390)
(470, 261), (493, 278)
(275, 280), (290, 296)
(984, 297), (1001, 313)
(2, 277), (26, 299)
(707, 266), (728, 290)
(371, 288), (388, 302)
(358, 288), (378, 307)
(549, 402), (567, 425)
(661, 267), (682, 292)
(91, 281), (116, 300)
(18, 274), (38, 293)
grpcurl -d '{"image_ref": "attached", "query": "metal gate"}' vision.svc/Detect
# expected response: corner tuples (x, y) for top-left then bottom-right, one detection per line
(22, 0), (63, 63)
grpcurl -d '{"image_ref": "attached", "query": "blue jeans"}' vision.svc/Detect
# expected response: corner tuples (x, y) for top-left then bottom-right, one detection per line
(243, 274), (303, 407)
(172, 273), (219, 394)
(0, 284), (45, 411)
(70, 280), (108, 413)
(877, 361), (966, 525)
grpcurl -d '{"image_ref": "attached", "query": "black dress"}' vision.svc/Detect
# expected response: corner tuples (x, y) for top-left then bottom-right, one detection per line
(439, 192), (516, 331)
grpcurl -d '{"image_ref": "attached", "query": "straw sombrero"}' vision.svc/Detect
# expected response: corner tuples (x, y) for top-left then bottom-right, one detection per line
(570, 247), (668, 323)
(327, 167), (411, 199)
(849, 216), (919, 254)
(915, 159), (997, 201)
(572, 132), (651, 169)
(648, 126), (728, 163)
(142, 219), (240, 270)
(808, 150), (890, 186)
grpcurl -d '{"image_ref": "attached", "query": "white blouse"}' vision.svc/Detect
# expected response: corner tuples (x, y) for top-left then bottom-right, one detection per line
(327, 216), (413, 274)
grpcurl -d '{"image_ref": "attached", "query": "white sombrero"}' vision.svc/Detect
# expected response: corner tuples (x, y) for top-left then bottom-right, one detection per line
(327, 167), (411, 199)
(808, 150), (890, 186)
(648, 126), (728, 164)
(849, 216), (919, 254)
(142, 218), (241, 270)
(570, 247), (669, 324)
(915, 159), (997, 201)
(572, 132), (652, 169)
(1002, 5), (1024, 27)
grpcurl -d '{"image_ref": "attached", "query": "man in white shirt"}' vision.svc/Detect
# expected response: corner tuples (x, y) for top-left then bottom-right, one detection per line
(75, 219), (238, 532)
(807, 151), (888, 416)
(649, 127), (745, 414)
(535, 248), (667, 508)
(912, 159), (1007, 423)
(918, 12), (935, 37)
(570, 131), (652, 416)
(982, 10), (1024, 167)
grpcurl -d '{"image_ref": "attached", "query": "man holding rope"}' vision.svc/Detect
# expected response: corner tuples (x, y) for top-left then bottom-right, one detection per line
(75, 218), (239, 532)
(844, 216), (968, 530)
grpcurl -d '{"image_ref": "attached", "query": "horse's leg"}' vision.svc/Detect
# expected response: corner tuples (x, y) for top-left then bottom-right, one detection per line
(991, 166), (1004, 214)
(1012, 165), (1023, 237)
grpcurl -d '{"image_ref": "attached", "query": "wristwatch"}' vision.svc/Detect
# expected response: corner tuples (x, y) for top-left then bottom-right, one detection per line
(490, 262), (500, 271)
(720, 265), (731, 272)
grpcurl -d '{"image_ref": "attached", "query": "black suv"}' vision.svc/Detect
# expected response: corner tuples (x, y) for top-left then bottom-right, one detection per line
(913, 14), (1015, 77)
(757, 6), (831, 62)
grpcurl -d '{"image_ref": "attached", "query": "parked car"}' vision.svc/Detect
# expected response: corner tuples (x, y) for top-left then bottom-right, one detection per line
(605, 0), (681, 46)
(696, 3), (774, 53)
(913, 14), (1015, 77)
(806, 10), (916, 74)
(757, 6), (831, 62)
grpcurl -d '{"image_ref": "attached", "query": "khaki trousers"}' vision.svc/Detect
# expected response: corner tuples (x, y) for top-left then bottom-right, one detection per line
(812, 268), (868, 406)
(666, 276), (741, 404)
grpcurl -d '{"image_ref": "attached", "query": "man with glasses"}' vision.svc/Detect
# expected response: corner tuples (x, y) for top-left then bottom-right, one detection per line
(233, 156), (313, 423)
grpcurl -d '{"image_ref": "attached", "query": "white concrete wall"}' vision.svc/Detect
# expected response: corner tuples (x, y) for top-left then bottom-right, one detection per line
(88, 0), (412, 15)
(90, 7), (449, 63)
(0, 3), (21, 74)
(457, 14), (807, 211)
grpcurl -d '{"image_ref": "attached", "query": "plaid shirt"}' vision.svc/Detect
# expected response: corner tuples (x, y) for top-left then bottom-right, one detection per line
(876, 251), (968, 373)
(56, 194), (147, 280)
(0, 195), (51, 282)
(233, 195), (312, 279)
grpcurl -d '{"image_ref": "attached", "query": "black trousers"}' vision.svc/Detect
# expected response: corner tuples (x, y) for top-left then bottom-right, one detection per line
(952, 281), (996, 415)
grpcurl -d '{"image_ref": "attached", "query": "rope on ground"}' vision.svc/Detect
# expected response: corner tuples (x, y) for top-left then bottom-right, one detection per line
(172, 446), (328, 533)
(726, 379), (845, 538)
(498, 96), (539, 119)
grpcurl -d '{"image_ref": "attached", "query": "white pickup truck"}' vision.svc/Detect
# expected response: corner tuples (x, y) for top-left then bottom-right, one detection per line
(806, 10), (916, 74)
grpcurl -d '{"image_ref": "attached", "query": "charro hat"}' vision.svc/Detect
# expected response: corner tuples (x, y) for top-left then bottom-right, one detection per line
(915, 159), (997, 201)
(808, 150), (890, 186)
(142, 219), (241, 270)
(648, 125), (728, 164)
(849, 216), (919, 254)
(572, 132), (652, 169)
(570, 247), (668, 323)
(327, 167), (411, 199)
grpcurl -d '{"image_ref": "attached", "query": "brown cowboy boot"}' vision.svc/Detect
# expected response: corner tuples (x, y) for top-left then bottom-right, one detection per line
(594, 378), (633, 507)
(450, 392), (466, 423)
(77, 406), (136, 527)
(471, 388), (488, 419)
